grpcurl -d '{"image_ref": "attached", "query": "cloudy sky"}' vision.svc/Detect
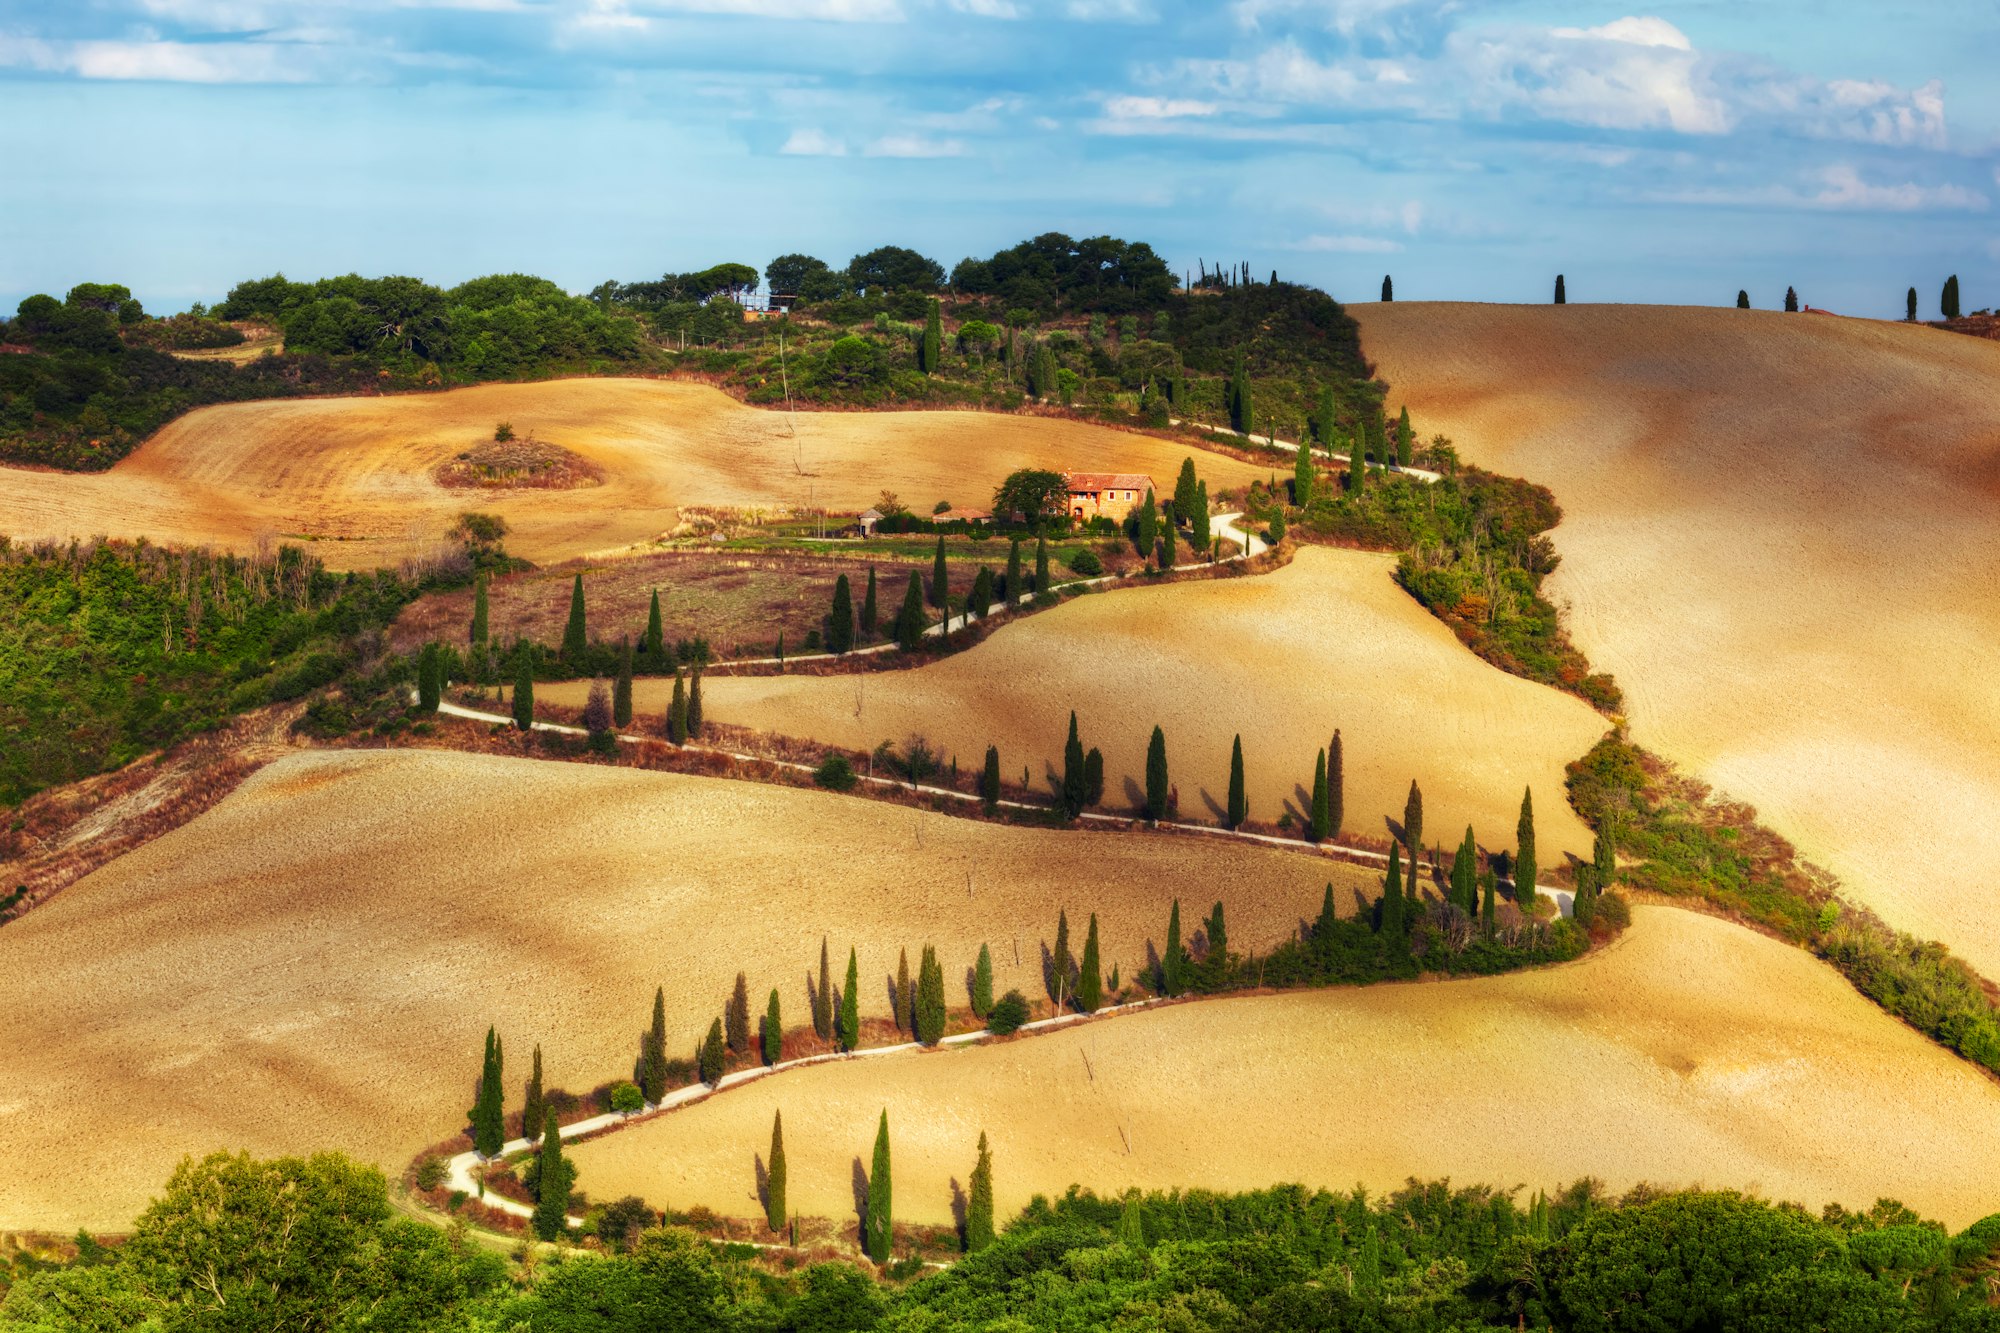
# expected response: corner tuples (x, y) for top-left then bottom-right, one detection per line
(2, 0), (1993, 316)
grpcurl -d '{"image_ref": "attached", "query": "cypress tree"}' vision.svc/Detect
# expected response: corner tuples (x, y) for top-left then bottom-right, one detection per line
(1173, 457), (1197, 524)
(522, 1043), (546, 1142)
(1574, 863), (1599, 928)
(1314, 882), (1337, 940)
(895, 571), (926, 651)
(470, 574), (489, 646)
(699, 1017), (725, 1086)
(1144, 724), (1169, 821)
(1515, 785), (1538, 914)
(981, 745), (1002, 811)
(513, 656), (534, 731)
(562, 574), (587, 660)
(1944, 274), (1962, 320)
(1293, 440), (1314, 508)
(1077, 914), (1102, 1013)
(645, 588), (663, 663)
(641, 986), (668, 1103)
(1328, 729), (1344, 836)
(775, 631), (784, 666)
(829, 575), (854, 653)
(1084, 747), (1104, 807)
(1594, 820), (1617, 889)
(1163, 898), (1185, 996)
(687, 668), (703, 738)
(1309, 749), (1330, 842)
(470, 1025), (504, 1157)
(916, 944), (945, 1044)
(1381, 274), (1394, 302)
(930, 535), (948, 610)
(418, 642), (440, 712)
(531, 1113), (570, 1241)
(614, 637), (633, 728)
(861, 567), (878, 640)
(1226, 734), (1246, 829)
(1403, 780), (1424, 862)
(1034, 537), (1049, 592)
(1061, 711), (1086, 819)
(1207, 901), (1228, 971)
(1051, 909), (1072, 1008)
(1453, 826), (1478, 916)
(1381, 844), (1405, 936)
(668, 670), (687, 745)
(762, 988), (783, 1066)
(1737, 290), (1751, 310)
(1159, 517), (1176, 567)
(1229, 352), (1254, 436)
(1314, 384), (1338, 445)
(1906, 287), (1918, 323)
(1136, 489), (1158, 561)
(966, 1132), (995, 1252)
(922, 297), (942, 373)
(727, 972), (751, 1055)
(839, 948), (860, 1051)
(1004, 540), (1022, 604)
(895, 947), (913, 1034)
(814, 938), (833, 1040)
(766, 1110), (787, 1232)
(1365, 409), (1387, 464)
(1347, 424), (1365, 493)
(1192, 482), (1210, 552)
(866, 1110), (893, 1262)
(972, 942), (994, 1017)
(1395, 406), (1413, 467)
(1785, 286), (1799, 312)
(1554, 274), (1567, 305)
(970, 566), (993, 618)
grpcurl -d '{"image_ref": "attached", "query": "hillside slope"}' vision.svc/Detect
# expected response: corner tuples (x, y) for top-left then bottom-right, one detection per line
(1354, 303), (2000, 977)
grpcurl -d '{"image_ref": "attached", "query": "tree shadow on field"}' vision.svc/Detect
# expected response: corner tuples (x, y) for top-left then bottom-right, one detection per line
(1043, 761), (1062, 800)
(1385, 816), (1408, 846)
(883, 972), (902, 1024)
(963, 966), (979, 1007)
(1121, 776), (1145, 813)
(950, 1177), (968, 1248)
(1144, 940), (1162, 990)
(1198, 786), (1225, 821)
(851, 1157), (871, 1239)
(805, 972), (824, 1033)
(754, 1153), (770, 1213)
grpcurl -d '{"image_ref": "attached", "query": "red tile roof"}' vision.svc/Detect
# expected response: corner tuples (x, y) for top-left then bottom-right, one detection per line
(1063, 472), (1156, 493)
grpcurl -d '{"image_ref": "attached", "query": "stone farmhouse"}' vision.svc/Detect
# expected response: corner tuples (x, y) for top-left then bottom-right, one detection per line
(1063, 472), (1156, 523)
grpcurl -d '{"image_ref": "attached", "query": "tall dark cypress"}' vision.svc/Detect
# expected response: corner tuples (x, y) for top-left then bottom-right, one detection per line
(727, 972), (751, 1054)
(895, 947), (913, 1034)
(1381, 274), (1394, 302)
(614, 637), (634, 728)
(1515, 786), (1538, 913)
(766, 1110), (787, 1232)
(1173, 457), (1199, 525)
(470, 574), (489, 646)
(965, 1132), (995, 1252)
(1061, 711), (1086, 819)
(1308, 748), (1330, 843)
(513, 656), (534, 731)
(1314, 883), (1337, 940)
(840, 948), (860, 1052)
(1785, 286), (1800, 312)
(829, 575), (854, 654)
(641, 986), (668, 1103)
(762, 988), (783, 1066)
(686, 668), (703, 738)
(699, 1017), (725, 1086)
(470, 1025), (505, 1157)
(1051, 910), (1072, 1008)
(1347, 424), (1365, 493)
(417, 642), (440, 712)
(973, 942), (994, 1017)
(1077, 914), (1102, 1013)
(645, 588), (663, 663)
(916, 944), (945, 1044)
(1144, 725), (1169, 821)
(668, 670), (687, 745)
(930, 535), (949, 610)
(1403, 780), (1424, 863)
(562, 574), (587, 660)
(1005, 541), (1023, 604)
(1328, 729), (1344, 836)
(1906, 287), (1918, 323)
(1226, 734), (1246, 830)
(814, 937), (833, 1039)
(1381, 844), (1405, 936)
(1737, 290), (1751, 310)
(1554, 274), (1567, 305)
(861, 567), (878, 641)
(866, 1110), (893, 1262)
(522, 1043), (546, 1142)
(1206, 901), (1227, 966)
(1453, 826), (1478, 916)
(1192, 482), (1211, 552)
(530, 1113), (570, 1241)
(1136, 489), (1158, 561)
(970, 566), (993, 618)
(895, 571), (926, 651)
(1943, 274), (1962, 320)
(1084, 747), (1104, 807)
(1163, 899), (1185, 996)
(1034, 537), (1049, 592)
(981, 744), (1002, 811)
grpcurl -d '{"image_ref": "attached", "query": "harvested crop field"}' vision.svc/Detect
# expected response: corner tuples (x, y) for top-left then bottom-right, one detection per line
(0, 747), (1380, 1232)
(572, 905), (2000, 1231)
(547, 546), (1605, 863)
(1355, 303), (2000, 976)
(0, 379), (1265, 570)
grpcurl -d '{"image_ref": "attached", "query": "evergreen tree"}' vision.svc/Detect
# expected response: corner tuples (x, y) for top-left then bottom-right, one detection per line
(766, 1110), (787, 1232)
(668, 670), (688, 745)
(1061, 711), (1086, 819)
(762, 988), (783, 1066)
(1159, 518), (1176, 567)
(470, 574), (489, 646)
(981, 745), (1002, 811)
(866, 1111), (894, 1262)
(1267, 507), (1286, 545)
(814, 938), (833, 1039)
(1314, 882), (1337, 940)
(645, 588), (663, 663)
(1051, 909), (1072, 1008)
(1004, 540), (1023, 604)
(1136, 489), (1158, 562)
(522, 1043), (546, 1142)
(417, 642), (440, 712)
(916, 944), (945, 1044)
(965, 1132), (995, 1252)
(861, 567), (878, 640)
(1403, 780), (1424, 862)
(1381, 844), (1405, 936)
(1309, 749), (1330, 842)
(1573, 863), (1599, 928)
(774, 631), (785, 666)
(727, 972), (751, 1055)
(895, 947), (913, 1035)
(1083, 747), (1104, 807)
(562, 574), (587, 660)
(1395, 406), (1413, 467)
(970, 566), (993, 618)
(1192, 482), (1211, 552)
(1328, 729), (1344, 836)
(922, 297), (942, 373)
(1034, 537), (1049, 592)
(1314, 384), (1338, 445)
(1554, 274), (1567, 305)
(470, 1026), (505, 1157)
(1944, 274), (1962, 320)
(1785, 286), (1800, 312)
(930, 535), (948, 610)
(613, 637), (633, 728)
(1163, 898), (1185, 996)
(1144, 724), (1169, 821)
(531, 1113), (571, 1241)
(1077, 914), (1102, 1012)
(1347, 424), (1365, 493)
(641, 986), (668, 1103)
(1453, 825), (1478, 916)
(1515, 785), (1538, 914)
(699, 1017), (725, 1086)
(1226, 734), (1246, 830)
(1594, 820), (1617, 889)
(972, 942), (994, 1017)
(513, 657), (534, 731)
(1293, 440), (1313, 509)
(1365, 409), (1387, 464)
(840, 948), (860, 1051)
(1173, 456), (1199, 525)
(1228, 351), (1253, 436)
(829, 575), (854, 654)
(1737, 290), (1751, 310)
(687, 668), (703, 738)
(1381, 274), (1394, 302)
(895, 571), (927, 651)
(1206, 901), (1227, 969)
(1907, 287), (1919, 323)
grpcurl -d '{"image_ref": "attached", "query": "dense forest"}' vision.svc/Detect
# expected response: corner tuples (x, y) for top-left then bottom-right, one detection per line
(5, 1150), (1997, 1331)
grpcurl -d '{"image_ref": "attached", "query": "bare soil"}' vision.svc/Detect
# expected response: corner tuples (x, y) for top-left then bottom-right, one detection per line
(1355, 303), (2000, 978)
(433, 435), (604, 490)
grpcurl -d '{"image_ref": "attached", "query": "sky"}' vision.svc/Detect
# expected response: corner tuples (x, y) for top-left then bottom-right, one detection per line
(1, 0), (1994, 317)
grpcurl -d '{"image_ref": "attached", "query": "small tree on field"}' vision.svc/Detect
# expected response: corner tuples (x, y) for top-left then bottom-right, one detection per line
(645, 588), (663, 663)
(641, 986), (668, 1103)
(1785, 286), (1800, 312)
(581, 679), (613, 737)
(930, 536), (948, 610)
(1737, 290), (1751, 310)
(762, 989), (783, 1066)
(562, 574), (587, 660)
(1554, 275), (1567, 305)
(1906, 287), (1918, 323)
(765, 1110), (787, 1232)
(813, 938), (833, 1040)
(829, 575), (854, 654)
(915, 944), (945, 1045)
(866, 1111), (893, 1262)
(1084, 747), (1104, 808)
(839, 948), (860, 1051)
(726, 972), (751, 1055)
(522, 1043), (546, 1142)
(1309, 749), (1330, 843)
(1943, 274), (1962, 320)
(513, 657), (535, 731)
(1381, 274), (1394, 302)
(668, 670), (688, 745)
(1077, 914), (1103, 1013)
(614, 638), (634, 728)
(981, 745), (1002, 810)
(965, 1132), (995, 1252)
(417, 642), (441, 712)
(895, 572), (927, 651)
(972, 943), (993, 1017)
(861, 568), (878, 641)
(1226, 734), (1246, 829)
(1144, 725), (1169, 821)
(1293, 440), (1314, 509)
(531, 1114), (571, 1241)
(1515, 785), (1539, 914)
(699, 1017), (726, 1086)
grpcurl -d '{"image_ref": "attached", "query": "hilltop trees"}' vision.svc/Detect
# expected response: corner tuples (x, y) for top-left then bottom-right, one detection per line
(1907, 287), (1919, 322)
(1515, 785), (1538, 914)
(1226, 734), (1246, 829)
(765, 1110), (787, 1232)
(1737, 290), (1751, 309)
(1943, 274), (1962, 320)
(1381, 274), (1394, 302)
(470, 1026), (505, 1158)
(641, 987), (668, 1103)
(1785, 286), (1800, 312)
(1144, 725), (1169, 821)
(562, 574), (587, 660)
(829, 575), (854, 654)
(895, 571), (927, 651)
(1554, 275), (1567, 305)
(965, 1132), (995, 1252)
(865, 1111), (894, 1262)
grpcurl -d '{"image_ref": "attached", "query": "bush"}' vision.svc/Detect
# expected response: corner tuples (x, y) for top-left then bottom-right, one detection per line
(986, 990), (1030, 1035)
(609, 1082), (644, 1114)
(1065, 549), (1102, 577)
(814, 754), (857, 791)
(414, 1157), (446, 1191)
(1595, 890), (1631, 930)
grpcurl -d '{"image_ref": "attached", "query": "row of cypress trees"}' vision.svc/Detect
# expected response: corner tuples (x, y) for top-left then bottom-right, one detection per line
(761, 1108), (995, 1261)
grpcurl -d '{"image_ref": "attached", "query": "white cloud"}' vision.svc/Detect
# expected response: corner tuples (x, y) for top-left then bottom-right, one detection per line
(863, 133), (964, 156)
(1291, 233), (1403, 253)
(1067, 0), (1154, 22)
(948, 0), (1022, 15)
(1552, 16), (1692, 51)
(1657, 164), (1986, 213)
(1102, 95), (1217, 119)
(779, 126), (846, 155)
(1231, 0), (1443, 37)
(0, 35), (321, 82)
(594, 0), (903, 20)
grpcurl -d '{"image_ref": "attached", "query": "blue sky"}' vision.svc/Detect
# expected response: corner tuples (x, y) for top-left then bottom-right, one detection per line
(2, 0), (1993, 317)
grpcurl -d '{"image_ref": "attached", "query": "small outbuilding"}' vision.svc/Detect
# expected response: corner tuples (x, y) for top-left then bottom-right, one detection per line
(857, 507), (884, 536)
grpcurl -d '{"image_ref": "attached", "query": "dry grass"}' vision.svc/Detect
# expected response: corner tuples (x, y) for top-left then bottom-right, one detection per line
(0, 379), (1268, 571)
(571, 905), (2000, 1232)
(0, 748), (1381, 1232)
(433, 435), (604, 490)
(544, 546), (1607, 863)
(1355, 303), (2000, 979)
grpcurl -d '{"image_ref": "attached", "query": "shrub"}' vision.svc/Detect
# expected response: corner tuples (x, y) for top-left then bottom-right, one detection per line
(609, 1082), (644, 1114)
(1594, 890), (1631, 930)
(986, 990), (1029, 1035)
(815, 754), (857, 791)
(1066, 549), (1102, 577)
(414, 1157), (446, 1191)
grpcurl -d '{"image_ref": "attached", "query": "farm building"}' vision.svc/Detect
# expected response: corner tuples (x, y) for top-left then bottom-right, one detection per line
(1063, 472), (1156, 523)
